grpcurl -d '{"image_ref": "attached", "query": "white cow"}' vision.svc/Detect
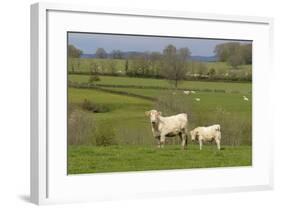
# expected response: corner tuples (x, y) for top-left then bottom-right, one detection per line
(145, 110), (188, 149)
(195, 98), (200, 101)
(183, 90), (190, 95)
(190, 124), (221, 150)
(243, 96), (249, 101)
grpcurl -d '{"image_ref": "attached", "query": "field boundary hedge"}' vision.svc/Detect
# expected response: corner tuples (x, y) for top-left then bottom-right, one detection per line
(68, 71), (252, 83)
(68, 81), (231, 94)
(68, 82), (156, 101)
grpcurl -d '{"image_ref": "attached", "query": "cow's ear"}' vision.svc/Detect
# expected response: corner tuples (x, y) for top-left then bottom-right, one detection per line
(145, 111), (151, 116)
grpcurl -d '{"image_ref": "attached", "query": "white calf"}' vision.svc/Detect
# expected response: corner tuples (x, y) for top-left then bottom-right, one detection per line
(190, 124), (221, 150)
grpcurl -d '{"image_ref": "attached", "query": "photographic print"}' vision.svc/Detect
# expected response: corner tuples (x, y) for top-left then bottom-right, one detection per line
(67, 32), (252, 174)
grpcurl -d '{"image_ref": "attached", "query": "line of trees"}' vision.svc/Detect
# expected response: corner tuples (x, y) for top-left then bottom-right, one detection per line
(68, 43), (252, 86)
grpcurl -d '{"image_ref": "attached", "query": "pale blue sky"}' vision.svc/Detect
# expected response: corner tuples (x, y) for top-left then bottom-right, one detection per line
(68, 32), (252, 56)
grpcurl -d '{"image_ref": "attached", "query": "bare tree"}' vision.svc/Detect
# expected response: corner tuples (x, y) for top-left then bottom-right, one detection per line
(124, 59), (129, 75)
(161, 45), (190, 88)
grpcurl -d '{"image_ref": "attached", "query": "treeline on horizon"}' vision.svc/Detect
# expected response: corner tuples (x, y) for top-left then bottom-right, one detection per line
(68, 42), (252, 84)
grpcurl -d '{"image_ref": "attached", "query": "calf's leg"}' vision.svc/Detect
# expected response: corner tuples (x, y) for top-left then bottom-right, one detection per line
(199, 137), (203, 150)
(215, 138), (221, 150)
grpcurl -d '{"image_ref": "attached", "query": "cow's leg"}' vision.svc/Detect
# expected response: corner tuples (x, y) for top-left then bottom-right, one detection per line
(180, 133), (186, 150)
(160, 134), (166, 148)
(184, 128), (189, 149)
(156, 136), (161, 148)
(215, 137), (221, 150)
(185, 134), (188, 149)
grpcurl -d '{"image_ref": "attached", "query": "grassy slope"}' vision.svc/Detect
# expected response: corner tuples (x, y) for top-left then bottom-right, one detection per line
(68, 76), (252, 174)
(68, 145), (252, 174)
(69, 74), (252, 93)
(93, 87), (251, 122)
(68, 86), (251, 145)
(69, 88), (154, 145)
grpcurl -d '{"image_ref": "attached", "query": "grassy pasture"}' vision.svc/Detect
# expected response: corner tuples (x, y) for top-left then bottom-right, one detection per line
(68, 145), (252, 174)
(98, 87), (251, 113)
(68, 75), (252, 174)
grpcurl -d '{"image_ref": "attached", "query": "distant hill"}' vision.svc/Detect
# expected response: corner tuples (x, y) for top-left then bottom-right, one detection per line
(80, 53), (218, 62)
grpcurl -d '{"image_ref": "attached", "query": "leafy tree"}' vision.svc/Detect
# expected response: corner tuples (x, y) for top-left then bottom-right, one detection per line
(111, 50), (123, 59)
(228, 54), (244, 68)
(95, 48), (107, 59)
(68, 44), (82, 58)
(214, 42), (241, 62)
(214, 42), (252, 68)
(208, 68), (216, 77)
(178, 47), (191, 60)
(68, 44), (82, 72)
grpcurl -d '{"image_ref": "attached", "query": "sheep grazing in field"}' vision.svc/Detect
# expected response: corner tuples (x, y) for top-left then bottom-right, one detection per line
(183, 90), (191, 95)
(195, 98), (200, 101)
(190, 124), (221, 150)
(191, 91), (196, 94)
(145, 110), (189, 149)
(243, 96), (249, 101)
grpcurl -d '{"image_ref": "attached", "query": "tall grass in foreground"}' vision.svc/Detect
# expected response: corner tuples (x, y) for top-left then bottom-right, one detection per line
(155, 93), (251, 146)
(68, 103), (118, 146)
(68, 108), (96, 145)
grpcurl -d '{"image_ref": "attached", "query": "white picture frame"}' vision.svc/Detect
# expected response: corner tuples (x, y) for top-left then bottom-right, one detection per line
(30, 2), (274, 205)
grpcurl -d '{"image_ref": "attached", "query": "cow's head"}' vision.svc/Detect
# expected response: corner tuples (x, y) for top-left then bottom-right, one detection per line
(145, 110), (162, 125)
(190, 129), (198, 141)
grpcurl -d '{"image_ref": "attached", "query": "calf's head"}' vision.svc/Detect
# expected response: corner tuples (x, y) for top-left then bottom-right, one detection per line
(145, 110), (162, 125)
(190, 129), (198, 141)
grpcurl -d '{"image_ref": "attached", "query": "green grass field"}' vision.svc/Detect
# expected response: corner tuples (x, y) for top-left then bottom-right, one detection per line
(69, 74), (252, 93)
(68, 74), (252, 174)
(68, 145), (252, 174)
